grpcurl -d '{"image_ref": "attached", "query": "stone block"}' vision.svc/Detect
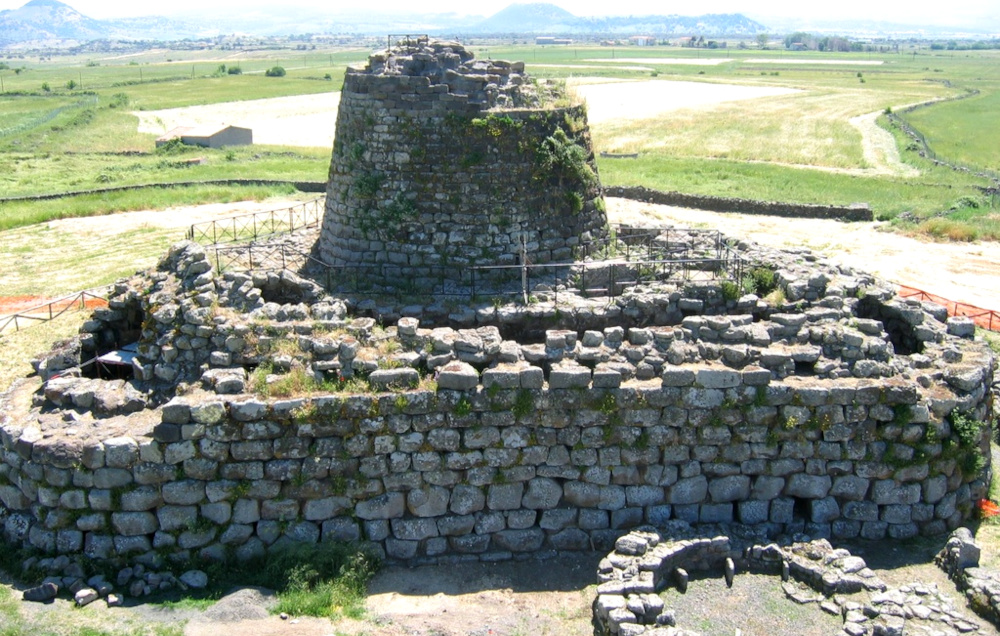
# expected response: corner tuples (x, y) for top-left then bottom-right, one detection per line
(696, 368), (741, 389)
(548, 363), (591, 389)
(871, 480), (921, 505)
(667, 475), (708, 505)
(831, 476), (870, 501)
(112, 512), (158, 536)
(162, 480), (206, 506)
(391, 518), (438, 541)
(661, 367), (695, 387)
(611, 507), (644, 529)
(369, 368), (420, 390)
(784, 474), (831, 499)
(407, 486), (450, 517)
(487, 483), (524, 511)
(810, 497), (840, 523)
(522, 477), (562, 509)
(738, 500), (769, 525)
(770, 498), (794, 524)
(356, 492), (405, 520)
(699, 503), (733, 524)
(709, 476), (750, 502)
(436, 361), (480, 390)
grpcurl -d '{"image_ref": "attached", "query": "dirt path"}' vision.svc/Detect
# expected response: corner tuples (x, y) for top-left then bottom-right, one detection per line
(848, 109), (919, 177)
(3, 196), (996, 315)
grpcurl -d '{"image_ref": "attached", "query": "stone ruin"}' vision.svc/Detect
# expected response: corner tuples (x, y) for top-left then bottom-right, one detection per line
(319, 37), (608, 290)
(0, 39), (997, 615)
(594, 523), (993, 635)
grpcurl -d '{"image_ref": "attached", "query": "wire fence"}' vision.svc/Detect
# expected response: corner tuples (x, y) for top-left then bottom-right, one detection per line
(897, 285), (999, 332)
(208, 227), (746, 303)
(0, 95), (99, 139)
(886, 89), (1000, 196)
(0, 287), (111, 335)
(187, 197), (324, 245)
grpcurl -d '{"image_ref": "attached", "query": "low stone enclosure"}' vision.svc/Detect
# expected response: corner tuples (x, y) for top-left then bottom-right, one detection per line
(594, 523), (996, 635)
(0, 38), (996, 579)
(0, 222), (995, 568)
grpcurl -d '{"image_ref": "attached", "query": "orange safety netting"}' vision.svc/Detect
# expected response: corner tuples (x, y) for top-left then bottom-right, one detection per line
(897, 285), (999, 332)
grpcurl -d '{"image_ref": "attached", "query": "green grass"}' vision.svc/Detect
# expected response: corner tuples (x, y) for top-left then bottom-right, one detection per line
(0, 538), (377, 635)
(206, 541), (379, 619)
(0, 581), (185, 636)
(0, 183), (302, 232)
(0, 311), (87, 393)
(904, 88), (1000, 173)
(2, 43), (999, 244)
(598, 152), (979, 218)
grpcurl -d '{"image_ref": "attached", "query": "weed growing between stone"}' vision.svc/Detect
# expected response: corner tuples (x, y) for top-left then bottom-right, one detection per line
(204, 542), (380, 619)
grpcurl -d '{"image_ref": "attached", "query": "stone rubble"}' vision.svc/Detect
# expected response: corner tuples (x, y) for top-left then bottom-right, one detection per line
(595, 525), (995, 636)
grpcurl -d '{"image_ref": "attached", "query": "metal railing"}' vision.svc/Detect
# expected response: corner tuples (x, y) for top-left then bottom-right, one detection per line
(187, 197), (323, 245)
(897, 285), (999, 332)
(208, 232), (746, 303)
(0, 287), (111, 335)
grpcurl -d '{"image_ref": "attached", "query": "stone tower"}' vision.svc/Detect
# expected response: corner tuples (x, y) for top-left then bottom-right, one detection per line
(319, 38), (608, 290)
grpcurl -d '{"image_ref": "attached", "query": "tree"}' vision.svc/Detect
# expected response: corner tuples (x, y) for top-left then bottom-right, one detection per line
(756, 33), (769, 49)
(265, 66), (286, 77)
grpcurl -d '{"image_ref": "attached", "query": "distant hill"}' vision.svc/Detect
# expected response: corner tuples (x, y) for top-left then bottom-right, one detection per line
(0, 0), (766, 46)
(0, 0), (104, 44)
(0, 0), (196, 46)
(475, 3), (766, 35)
(478, 3), (578, 32)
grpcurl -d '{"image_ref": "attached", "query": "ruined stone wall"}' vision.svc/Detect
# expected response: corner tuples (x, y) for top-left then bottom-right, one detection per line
(0, 360), (991, 565)
(319, 49), (608, 288)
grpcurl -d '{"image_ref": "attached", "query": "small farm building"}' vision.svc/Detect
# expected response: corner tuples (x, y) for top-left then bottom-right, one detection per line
(155, 124), (252, 149)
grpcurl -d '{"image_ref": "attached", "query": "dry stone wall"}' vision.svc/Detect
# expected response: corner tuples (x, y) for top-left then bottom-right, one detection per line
(0, 345), (991, 565)
(319, 40), (608, 290)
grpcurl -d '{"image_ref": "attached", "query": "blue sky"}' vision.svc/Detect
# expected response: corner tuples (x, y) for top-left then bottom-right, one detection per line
(1, 0), (996, 30)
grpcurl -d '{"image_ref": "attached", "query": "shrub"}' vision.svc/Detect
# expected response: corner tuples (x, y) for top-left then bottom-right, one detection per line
(265, 66), (286, 77)
(40, 82), (50, 92)
(720, 280), (740, 301)
(208, 542), (380, 619)
(535, 128), (597, 189)
(109, 92), (130, 108)
(228, 66), (243, 75)
(741, 266), (777, 296)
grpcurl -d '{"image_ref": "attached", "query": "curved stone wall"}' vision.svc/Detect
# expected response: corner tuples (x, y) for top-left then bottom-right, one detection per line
(1, 351), (991, 564)
(319, 41), (608, 289)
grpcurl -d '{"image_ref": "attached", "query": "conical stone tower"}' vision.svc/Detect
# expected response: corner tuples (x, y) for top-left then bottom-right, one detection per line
(319, 38), (609, 290)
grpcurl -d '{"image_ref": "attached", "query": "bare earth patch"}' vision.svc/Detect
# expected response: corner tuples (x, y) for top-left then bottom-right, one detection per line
(573, 79), (801, 125)
(128, 80), (908, 179)
(580, 58), (735, 65)
(744, 59), (886, 65)
(133, 92), (341, 148)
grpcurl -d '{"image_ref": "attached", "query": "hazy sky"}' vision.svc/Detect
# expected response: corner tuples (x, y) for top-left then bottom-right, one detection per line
(1, 0), (996, 29)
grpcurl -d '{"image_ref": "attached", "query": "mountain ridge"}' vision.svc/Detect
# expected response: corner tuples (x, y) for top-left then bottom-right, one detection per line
(0, 0), (768, 46)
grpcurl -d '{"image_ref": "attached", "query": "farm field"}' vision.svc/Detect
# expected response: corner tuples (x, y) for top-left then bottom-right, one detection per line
(2, 43), (999, 232)
(0, 42), (999, 266)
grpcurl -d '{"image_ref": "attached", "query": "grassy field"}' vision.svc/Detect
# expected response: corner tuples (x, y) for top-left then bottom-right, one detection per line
(0, 43), (998, 239)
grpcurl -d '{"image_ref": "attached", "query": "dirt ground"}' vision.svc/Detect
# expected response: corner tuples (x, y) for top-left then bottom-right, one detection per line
(134, 93), (341, 148)
(3, 195), (997, 316)
(131, 79), (803, 150)
(608, 198), (1000, 312)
